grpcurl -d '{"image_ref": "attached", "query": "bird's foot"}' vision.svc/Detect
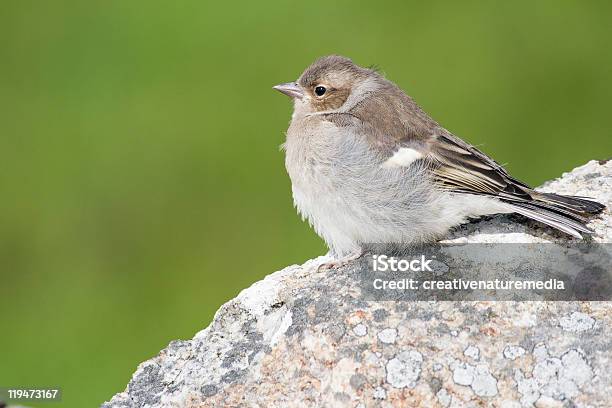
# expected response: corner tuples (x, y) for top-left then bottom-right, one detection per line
(317, 249), (364, 272)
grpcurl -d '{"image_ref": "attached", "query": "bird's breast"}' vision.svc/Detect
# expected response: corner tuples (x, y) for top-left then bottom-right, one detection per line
(284, 119), (343, 185)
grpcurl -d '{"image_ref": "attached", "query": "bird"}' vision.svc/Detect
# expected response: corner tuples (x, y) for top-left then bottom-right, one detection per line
(273, 55), (605, 264)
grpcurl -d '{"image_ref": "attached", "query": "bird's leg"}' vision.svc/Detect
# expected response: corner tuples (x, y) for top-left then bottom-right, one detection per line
(317, 248), (364, 272)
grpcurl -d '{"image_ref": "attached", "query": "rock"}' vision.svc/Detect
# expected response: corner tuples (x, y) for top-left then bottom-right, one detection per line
(463, 345), (480, 361)
(503, 345), (526, 361)
(102, 160), (611, 408)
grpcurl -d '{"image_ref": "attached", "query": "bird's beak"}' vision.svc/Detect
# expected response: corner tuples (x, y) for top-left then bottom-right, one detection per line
(273, 82), (304, 99)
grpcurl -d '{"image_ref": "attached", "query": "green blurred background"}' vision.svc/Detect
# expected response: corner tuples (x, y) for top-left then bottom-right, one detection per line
(1, 1), (610, 406)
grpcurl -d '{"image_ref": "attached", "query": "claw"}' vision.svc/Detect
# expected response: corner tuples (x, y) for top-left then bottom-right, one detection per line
(317, 249), (364, 272)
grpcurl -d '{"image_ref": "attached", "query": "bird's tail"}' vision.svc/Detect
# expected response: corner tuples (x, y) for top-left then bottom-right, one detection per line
(507, 192), (605, 239)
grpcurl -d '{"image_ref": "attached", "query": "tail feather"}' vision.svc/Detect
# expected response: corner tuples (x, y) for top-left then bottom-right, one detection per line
(505, 193), (605, 239)
(535, 192), (606, 214)
(519, 199), (589, 224)
(510, 203), (588, 239)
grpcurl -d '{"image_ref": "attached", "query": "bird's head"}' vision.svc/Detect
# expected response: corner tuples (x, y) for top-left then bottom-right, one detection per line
(274, 55), (379, 115)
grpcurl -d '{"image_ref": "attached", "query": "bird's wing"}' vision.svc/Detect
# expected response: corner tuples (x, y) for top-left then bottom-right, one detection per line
(423, 132), (533, 202)
(415, 132), (601, 236)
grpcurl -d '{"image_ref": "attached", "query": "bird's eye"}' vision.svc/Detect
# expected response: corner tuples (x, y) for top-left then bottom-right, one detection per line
(314, 86), (327, 96)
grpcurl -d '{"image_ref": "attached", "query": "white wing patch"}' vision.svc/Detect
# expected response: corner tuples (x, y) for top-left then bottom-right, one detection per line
(382, 148), (423, 168)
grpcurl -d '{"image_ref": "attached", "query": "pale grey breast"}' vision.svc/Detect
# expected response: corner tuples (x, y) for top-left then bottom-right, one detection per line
(284, 115), (444, 255)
